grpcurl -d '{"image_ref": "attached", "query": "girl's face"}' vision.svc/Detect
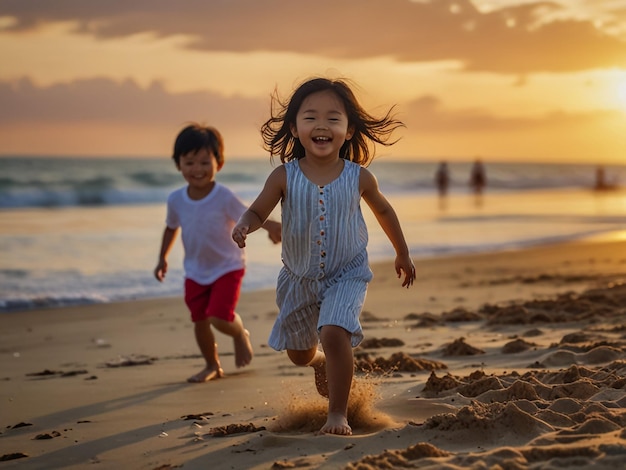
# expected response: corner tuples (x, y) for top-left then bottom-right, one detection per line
(291, 90), (354, 161)
(177, 148), (222, 198)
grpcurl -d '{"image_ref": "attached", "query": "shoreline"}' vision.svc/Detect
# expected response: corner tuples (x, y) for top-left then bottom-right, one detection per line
(1, 237), (626, 469)
(3, 184), (626, 314)
(4, 228), (626, 315)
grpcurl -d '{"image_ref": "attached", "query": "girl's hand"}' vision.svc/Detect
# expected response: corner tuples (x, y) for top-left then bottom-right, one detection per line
(395, 255), (415, 288)
(232, 224), (249, 248)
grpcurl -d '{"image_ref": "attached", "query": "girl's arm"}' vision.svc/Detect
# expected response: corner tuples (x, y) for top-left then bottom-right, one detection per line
(154, 226), (179, 282)
(360, 168), (415, 288)
(233, 166), (286, 248)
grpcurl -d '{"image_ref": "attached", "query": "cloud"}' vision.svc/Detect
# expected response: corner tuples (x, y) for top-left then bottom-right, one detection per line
(0, 76), (623, 160)
(0, 77), (271, 157)
(402, 93), (622, 132)
(1, 0), (625, 74)
(0, 76), (617, 136)
(0, 77), (267, 128)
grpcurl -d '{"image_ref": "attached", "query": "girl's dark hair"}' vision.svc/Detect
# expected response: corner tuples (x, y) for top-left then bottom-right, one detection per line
(172, 123), (224, 166)
(260, 77), (404, 166)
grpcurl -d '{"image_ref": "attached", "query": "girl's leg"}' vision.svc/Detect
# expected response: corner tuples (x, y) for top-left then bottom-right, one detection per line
(286, 347), (318, 366)
(211, 313), (253, 368)
(189, 318), (224, 382)
(319, 325), (353, 435)
(287, 347), (328, 397)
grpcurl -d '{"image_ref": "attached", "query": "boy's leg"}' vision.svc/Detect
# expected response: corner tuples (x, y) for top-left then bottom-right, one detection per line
(185, 279), (224, 383)
(188, 319), (224, 383)
(318, 325), (353, 435)
(210, 314), (253, 368)
(205, 269), (252, 368)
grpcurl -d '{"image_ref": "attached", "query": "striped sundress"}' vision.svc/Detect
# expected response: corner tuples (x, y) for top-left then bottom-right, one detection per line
(268, 159), (373, 351)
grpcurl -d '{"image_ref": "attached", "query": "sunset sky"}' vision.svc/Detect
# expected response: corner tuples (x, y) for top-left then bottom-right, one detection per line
(1, 0), (626, 163)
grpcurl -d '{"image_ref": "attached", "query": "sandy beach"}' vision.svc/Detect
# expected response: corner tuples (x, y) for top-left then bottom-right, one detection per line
(2, 237), (626, 469)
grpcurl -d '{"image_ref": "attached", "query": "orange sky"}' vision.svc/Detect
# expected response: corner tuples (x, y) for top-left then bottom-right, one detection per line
(1, 0), (626, 163)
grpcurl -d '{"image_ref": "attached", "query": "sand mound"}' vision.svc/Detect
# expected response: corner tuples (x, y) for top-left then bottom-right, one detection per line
(350, 355), (626, 468)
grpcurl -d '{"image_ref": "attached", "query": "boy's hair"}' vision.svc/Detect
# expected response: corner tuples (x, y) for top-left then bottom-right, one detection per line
(261, 77), (404, 166)
(172, 123), (224, 167)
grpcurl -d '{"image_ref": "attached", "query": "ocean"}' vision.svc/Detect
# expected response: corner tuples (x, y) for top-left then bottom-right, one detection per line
(1, 156), (625, 312)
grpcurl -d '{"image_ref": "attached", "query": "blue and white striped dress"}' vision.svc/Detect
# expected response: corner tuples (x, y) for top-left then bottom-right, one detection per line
(268, 159), (373, 351)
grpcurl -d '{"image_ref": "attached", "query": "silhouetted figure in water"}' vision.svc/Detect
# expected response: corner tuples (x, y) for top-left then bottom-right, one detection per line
(595, 165), (606, 190)
(593, 165), (618, 191)
(469, 158), (486, 206)
(434, 161), (450, 209)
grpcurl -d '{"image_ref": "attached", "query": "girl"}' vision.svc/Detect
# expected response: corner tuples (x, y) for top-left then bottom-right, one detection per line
(232, 77), (415, 435)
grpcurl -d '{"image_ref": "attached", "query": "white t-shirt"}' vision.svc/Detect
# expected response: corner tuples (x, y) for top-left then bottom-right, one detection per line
(166, 183), (247, 285)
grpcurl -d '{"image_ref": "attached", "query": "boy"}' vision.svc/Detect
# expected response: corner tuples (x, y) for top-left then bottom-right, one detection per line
(155, 123), (281, 383)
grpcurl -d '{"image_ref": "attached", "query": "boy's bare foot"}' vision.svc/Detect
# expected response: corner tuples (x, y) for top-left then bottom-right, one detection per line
(187, 365), (224, 383)
(234, 329), (253, 368)
(313, 361), (329, 398)
(319, 412), (352, 435)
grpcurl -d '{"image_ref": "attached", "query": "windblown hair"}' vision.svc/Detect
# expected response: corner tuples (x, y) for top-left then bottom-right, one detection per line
(260, 77), (404, 166)
(172, 123), (224, 167)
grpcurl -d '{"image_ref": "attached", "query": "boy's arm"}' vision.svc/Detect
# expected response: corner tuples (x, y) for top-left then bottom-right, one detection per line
(261, 219), (282, 244)
(360, 168), (415, 288)
(154, 226), (179, 282)
(233, 166), (285, 248)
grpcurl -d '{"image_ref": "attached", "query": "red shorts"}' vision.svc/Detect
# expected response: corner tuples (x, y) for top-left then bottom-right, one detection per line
(184, 269), (245, 323)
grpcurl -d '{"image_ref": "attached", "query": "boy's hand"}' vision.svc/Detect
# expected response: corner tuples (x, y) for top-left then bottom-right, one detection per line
(264, 220), (282, 244)
(232, 224), (249, 248)
(154, 260), (168, 282)
(395, 255), (415, 288)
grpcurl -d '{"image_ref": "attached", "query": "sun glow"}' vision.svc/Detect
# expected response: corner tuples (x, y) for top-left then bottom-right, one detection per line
(618, 80), (626, 108)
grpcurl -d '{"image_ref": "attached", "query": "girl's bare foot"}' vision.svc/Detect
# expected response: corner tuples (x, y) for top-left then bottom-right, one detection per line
(234, 329), (253, 368)
(319, 412), (352, 435)
(313, 361), (329, 398)
(187, 365), (224, 383)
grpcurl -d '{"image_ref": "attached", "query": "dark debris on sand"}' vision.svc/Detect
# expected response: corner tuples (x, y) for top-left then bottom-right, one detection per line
(355, 351), (447, 374)
(0, 453), (29, 462)
(360, 311), (391, 323)
(442, 337), (485, 356)
(9, 422), (33, 429)
(25, 369), (89, 378)
(502, 338), (538, 354)
(33, 430), (62, 440)
(104, 354), (157, 367)
(180, 412), (215, 420)
(359, 337), (405, 349)
(205, 423), (266, 437)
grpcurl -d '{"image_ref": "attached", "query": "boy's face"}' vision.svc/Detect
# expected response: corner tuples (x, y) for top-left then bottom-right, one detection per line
(177, 148), (222, 196)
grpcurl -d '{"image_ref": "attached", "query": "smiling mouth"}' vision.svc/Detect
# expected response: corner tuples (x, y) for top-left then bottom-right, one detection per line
(313, 136), (331, 143)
